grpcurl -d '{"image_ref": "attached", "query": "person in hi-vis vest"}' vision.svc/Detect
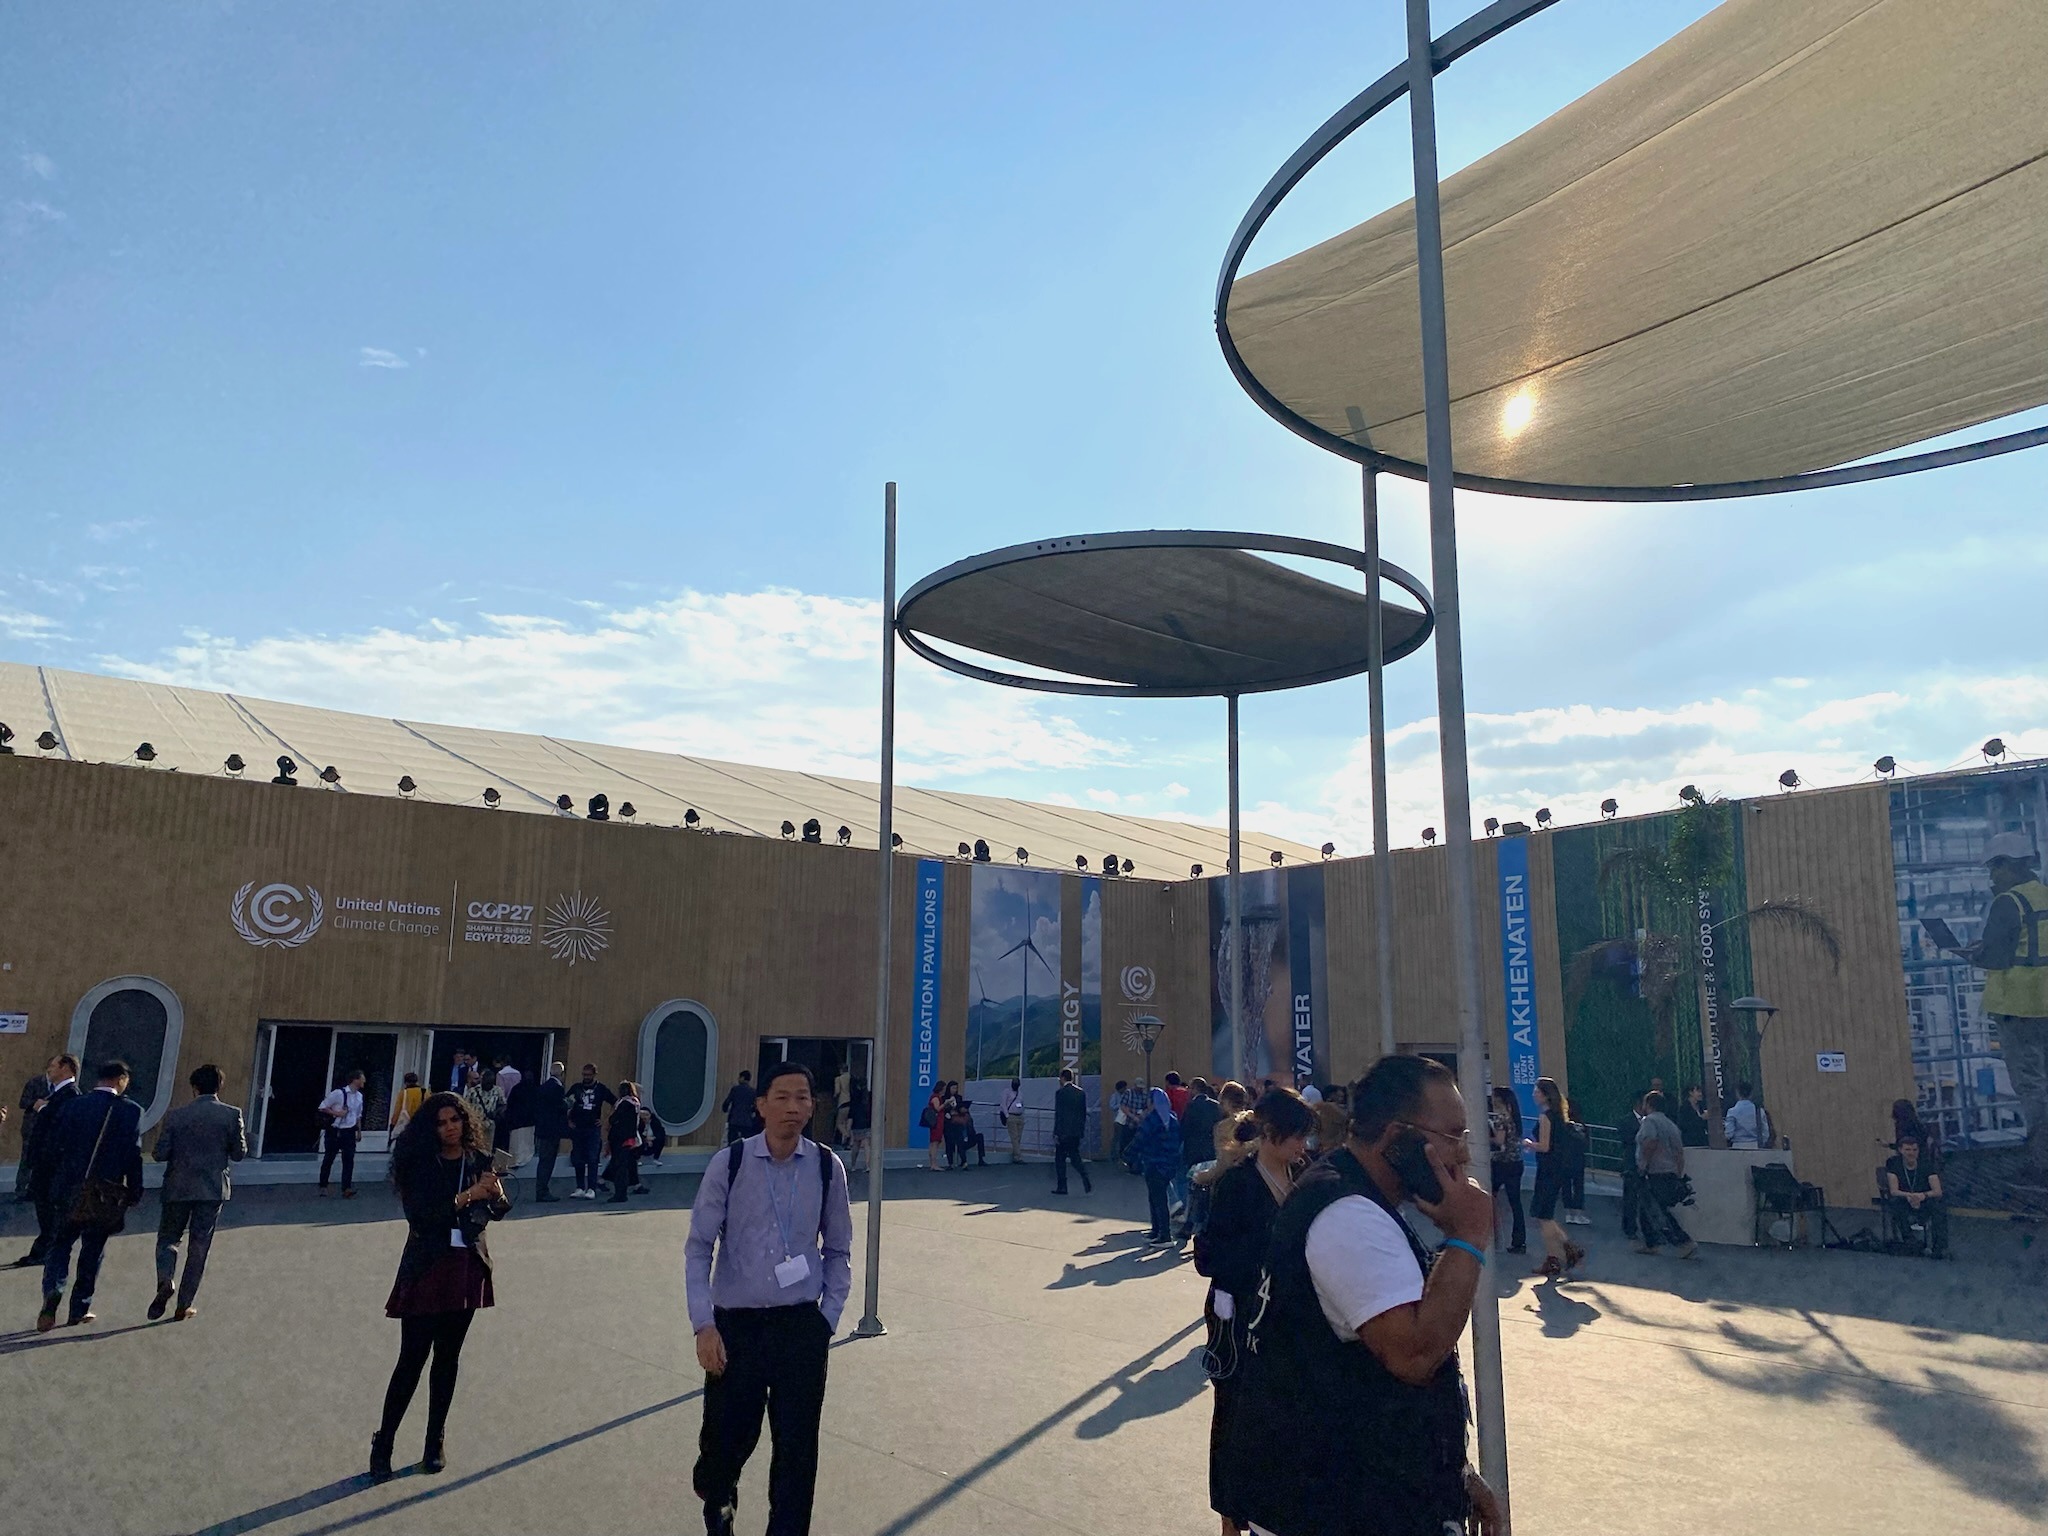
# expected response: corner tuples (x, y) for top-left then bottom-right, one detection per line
(1969, 832), (2048, 1157)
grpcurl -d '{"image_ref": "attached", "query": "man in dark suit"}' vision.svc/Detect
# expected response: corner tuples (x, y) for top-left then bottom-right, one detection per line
(1051, 1067), (1092, 1195)
(14, 1062), (52, 1199)
(150, 1062), (248, 1321)
(13, 1053), (79, 1267)
(531, 1061), (570, 1201)
(38, 1059), (144, 1332)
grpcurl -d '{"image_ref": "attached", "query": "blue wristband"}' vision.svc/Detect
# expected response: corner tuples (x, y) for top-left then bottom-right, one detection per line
(1440, 1238), (1486, 1264)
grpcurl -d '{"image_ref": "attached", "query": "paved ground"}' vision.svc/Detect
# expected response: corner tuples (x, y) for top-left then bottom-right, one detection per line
(2, 1162), (2045, 1535)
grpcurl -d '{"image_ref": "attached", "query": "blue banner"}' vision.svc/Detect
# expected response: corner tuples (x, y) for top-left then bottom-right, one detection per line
(908, 859), (945, 1147)
(1496, 838), (1543, 1125)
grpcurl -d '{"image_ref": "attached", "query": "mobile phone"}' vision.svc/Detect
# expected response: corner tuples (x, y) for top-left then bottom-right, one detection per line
(1387, 1128), (1445, 1205)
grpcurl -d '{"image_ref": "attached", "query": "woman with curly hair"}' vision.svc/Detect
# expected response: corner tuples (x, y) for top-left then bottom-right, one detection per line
(370, 1091), (509, 1481)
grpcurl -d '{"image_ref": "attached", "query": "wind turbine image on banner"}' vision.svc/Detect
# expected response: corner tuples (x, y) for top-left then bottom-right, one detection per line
(972, 965), (992, 1080)
(998, 899), (1057, 1079)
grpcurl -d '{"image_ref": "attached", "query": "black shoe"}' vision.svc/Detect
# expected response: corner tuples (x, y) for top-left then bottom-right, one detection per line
(369, 1431), (395, 1482)
(420, 1435), (445, 1475)
(535, 1193), (560, 1203)
(36, 1294), (59, 1333)
(1054, 1186), (1068, 1195)
(11, 1253), (39, 1268)
(1082, 1181), (1093, 1193)
(147, 1284), (174, 1321)
(608, 1194), (629, 1203)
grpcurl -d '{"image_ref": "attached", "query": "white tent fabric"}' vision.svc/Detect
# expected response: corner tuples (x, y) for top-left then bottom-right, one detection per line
(0, 661), (1319, 869)
(1225, 0), (2048, 489)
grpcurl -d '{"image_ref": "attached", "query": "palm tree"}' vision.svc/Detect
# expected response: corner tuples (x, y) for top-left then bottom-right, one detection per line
(1563, 795), (1840, 1141)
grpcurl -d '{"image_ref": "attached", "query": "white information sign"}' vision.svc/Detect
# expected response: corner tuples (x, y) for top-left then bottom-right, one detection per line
(1815, 1051), (1847, 1073)
(0, 1013), (27, 1035)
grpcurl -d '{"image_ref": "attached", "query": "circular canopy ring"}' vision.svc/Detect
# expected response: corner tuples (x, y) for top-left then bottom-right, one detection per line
(897, 529), (1435, 699)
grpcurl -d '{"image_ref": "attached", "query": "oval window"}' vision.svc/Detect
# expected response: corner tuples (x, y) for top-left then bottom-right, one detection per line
(637, 999), (718, 1135)
(68, 976), (186, 1130)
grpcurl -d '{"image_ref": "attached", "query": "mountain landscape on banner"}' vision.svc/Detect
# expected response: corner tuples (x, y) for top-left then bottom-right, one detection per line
(966, 990), (1103, 1080)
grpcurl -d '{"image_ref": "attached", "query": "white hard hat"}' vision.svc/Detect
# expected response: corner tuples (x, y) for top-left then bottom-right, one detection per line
(1985, 831), (2039, 865)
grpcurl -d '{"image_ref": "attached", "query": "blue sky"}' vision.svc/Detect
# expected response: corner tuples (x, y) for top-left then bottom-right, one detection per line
(4, 1), (2043, 852)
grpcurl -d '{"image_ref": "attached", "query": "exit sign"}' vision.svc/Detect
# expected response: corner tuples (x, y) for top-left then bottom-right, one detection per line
(1815, 1051), (1847, 1073)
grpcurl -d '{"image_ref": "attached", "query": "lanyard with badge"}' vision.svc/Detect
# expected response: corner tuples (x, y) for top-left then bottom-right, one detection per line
(766, 1152), (810, 1289)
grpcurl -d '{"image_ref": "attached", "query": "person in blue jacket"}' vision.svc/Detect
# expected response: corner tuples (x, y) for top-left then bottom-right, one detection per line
(1128, 1086), (1182, 1245)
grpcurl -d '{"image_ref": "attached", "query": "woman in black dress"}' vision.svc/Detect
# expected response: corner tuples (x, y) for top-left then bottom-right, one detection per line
(1197, 1086), (1314, 1536)
(605, 1080), (644, 1202)
(371, 1092), (509, 1480)
(1523, 1076), (1585, 1278)
(1488, 1087), (1527, 1255)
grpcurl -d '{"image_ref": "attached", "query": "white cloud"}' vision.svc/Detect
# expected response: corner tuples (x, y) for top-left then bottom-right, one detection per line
(4, 198), (65, 236)
(0, 607), (63, 640)
(20, 151), (55, 181)
(358, 347), (410, 370)
(86, 518), (149, 544)
(101, 586), (1123, 784)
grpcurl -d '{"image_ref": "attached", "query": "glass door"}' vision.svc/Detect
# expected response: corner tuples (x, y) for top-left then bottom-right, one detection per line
(249, 1022), (276, 1157)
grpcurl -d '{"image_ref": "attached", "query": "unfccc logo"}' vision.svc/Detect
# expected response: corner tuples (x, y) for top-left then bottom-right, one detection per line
(230, 881), (325, 949)
(1120, 964), (1157, 1003)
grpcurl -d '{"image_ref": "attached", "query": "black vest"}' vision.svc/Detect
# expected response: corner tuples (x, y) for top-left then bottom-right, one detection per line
(1230, 1149), (1469, 1536)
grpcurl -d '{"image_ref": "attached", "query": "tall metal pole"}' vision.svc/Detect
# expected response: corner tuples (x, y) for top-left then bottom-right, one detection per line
(1227, 693), (1244, 1087)
(1364, 468), (1398, 1061)
(1406, 0), (1508, 1505)
(856, 482), (897, 1339)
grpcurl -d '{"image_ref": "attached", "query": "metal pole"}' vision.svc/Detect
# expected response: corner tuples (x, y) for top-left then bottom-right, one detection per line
(1364, 467), (1398, 1061)
(856, 482), (897, 1339)
(1405, 0), (1508, 1505)
(1227, 693), (1244, 1087)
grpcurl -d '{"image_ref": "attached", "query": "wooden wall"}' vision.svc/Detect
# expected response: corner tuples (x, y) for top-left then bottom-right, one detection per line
(0, 755), (1910, 1189)
(1741, 784), (1916, 1202)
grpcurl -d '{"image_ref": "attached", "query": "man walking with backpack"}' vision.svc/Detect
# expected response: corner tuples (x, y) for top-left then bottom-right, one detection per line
(686, 1060), (851, 1536)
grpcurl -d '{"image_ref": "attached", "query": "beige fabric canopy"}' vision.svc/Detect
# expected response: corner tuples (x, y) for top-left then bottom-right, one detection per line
(900, 543), (1429, 693)
(1225, 0), (2048, 490)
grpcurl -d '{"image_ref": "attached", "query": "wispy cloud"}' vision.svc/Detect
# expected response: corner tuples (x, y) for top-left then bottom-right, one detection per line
(4, 198), (66, 237)
(357, 347), (411, 370)
(100, 586), (1124, 783)
(86, 518), (149, 545)
(20, 151), (55, 181)
(0, 607), (63, 641)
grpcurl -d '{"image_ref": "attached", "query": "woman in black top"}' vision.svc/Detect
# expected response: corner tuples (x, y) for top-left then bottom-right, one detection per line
(372, 1092), (509, 1480)
(605, 1081), (644, 1202)
(1198, 1087), (1314, 1536)
(1488, 1087), (1527, 1255)
(1523, 1076), (1585, 1278)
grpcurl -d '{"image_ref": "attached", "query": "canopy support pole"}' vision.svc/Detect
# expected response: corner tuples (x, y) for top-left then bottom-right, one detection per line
(1227, 692), (1244, 1088)
(856, 481), (897, 1340)
(1406, 0), (1508, 1508)
(1364, 468), (1398, 1062)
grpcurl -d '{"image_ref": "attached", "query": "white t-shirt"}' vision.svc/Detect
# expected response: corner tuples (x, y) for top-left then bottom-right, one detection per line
(1302, 1195), (1425, 1340)
(1299, 1084), (1324, 1105)
(494, 1065), (522, 1098)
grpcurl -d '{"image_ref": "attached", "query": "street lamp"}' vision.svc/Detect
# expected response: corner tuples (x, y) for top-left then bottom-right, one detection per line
(1122, 1014), (1166, 1095)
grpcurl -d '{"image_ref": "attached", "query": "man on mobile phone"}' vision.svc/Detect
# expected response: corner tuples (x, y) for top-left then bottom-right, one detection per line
(1228, 1054), (1504, 1536)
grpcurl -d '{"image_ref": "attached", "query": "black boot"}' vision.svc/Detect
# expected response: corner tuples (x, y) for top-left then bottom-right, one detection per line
(420, 1433), (446, 1474)
(369, 1431), (395, 1482)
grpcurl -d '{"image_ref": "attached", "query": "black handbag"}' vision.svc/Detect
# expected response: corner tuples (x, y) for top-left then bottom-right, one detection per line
(68, 1101), (135, 1234)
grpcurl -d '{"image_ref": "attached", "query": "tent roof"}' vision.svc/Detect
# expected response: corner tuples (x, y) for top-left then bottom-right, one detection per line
(1223, 0), (2048, 492)
(0, 661), (1322, 870)
(898, 534), (1431, 696)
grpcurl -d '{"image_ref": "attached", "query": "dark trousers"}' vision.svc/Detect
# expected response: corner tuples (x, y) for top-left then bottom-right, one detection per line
(21, 1188), (58, 1262)
(608, 1150), (639, 1201)
(1889, 1196), (1950, 1257)
(695, 1304), (832, 1536)
(380, 1308), (477, 1444)
(1144, 1170), (1172, 1239)
(320, 1126), (358, 1190)
(570, 1126), (602, 1191)
(42, 1220), (112, 1313)
(156, 1199), (222, 1307)
(1491, 1161), (1526, 1251)
(1640, 1172), (1692, 1247)
(1114, 1120), (1137, 1161)
(1052, 1135), (1091, 1193)
(533, 1136), (562, 1197)
(1620, 1169), (1643, 1239)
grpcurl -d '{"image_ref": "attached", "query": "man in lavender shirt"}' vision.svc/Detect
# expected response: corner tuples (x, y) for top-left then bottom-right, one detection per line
(686, 1060), (852, 1536)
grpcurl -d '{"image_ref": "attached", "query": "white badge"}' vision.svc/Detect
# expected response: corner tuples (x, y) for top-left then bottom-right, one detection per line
(773, 1254), (809, 1289)
(450, 1228), (468, 1248)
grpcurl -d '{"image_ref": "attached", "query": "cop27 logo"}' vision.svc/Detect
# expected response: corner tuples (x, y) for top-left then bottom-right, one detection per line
(230, 882), (325, 949)
(1119, 964), (1156, 1003)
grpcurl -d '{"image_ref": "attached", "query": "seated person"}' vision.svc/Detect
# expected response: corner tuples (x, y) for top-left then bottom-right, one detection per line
(1884, 1135), (1948, 1258)
(947, 1095), (987, 1167)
